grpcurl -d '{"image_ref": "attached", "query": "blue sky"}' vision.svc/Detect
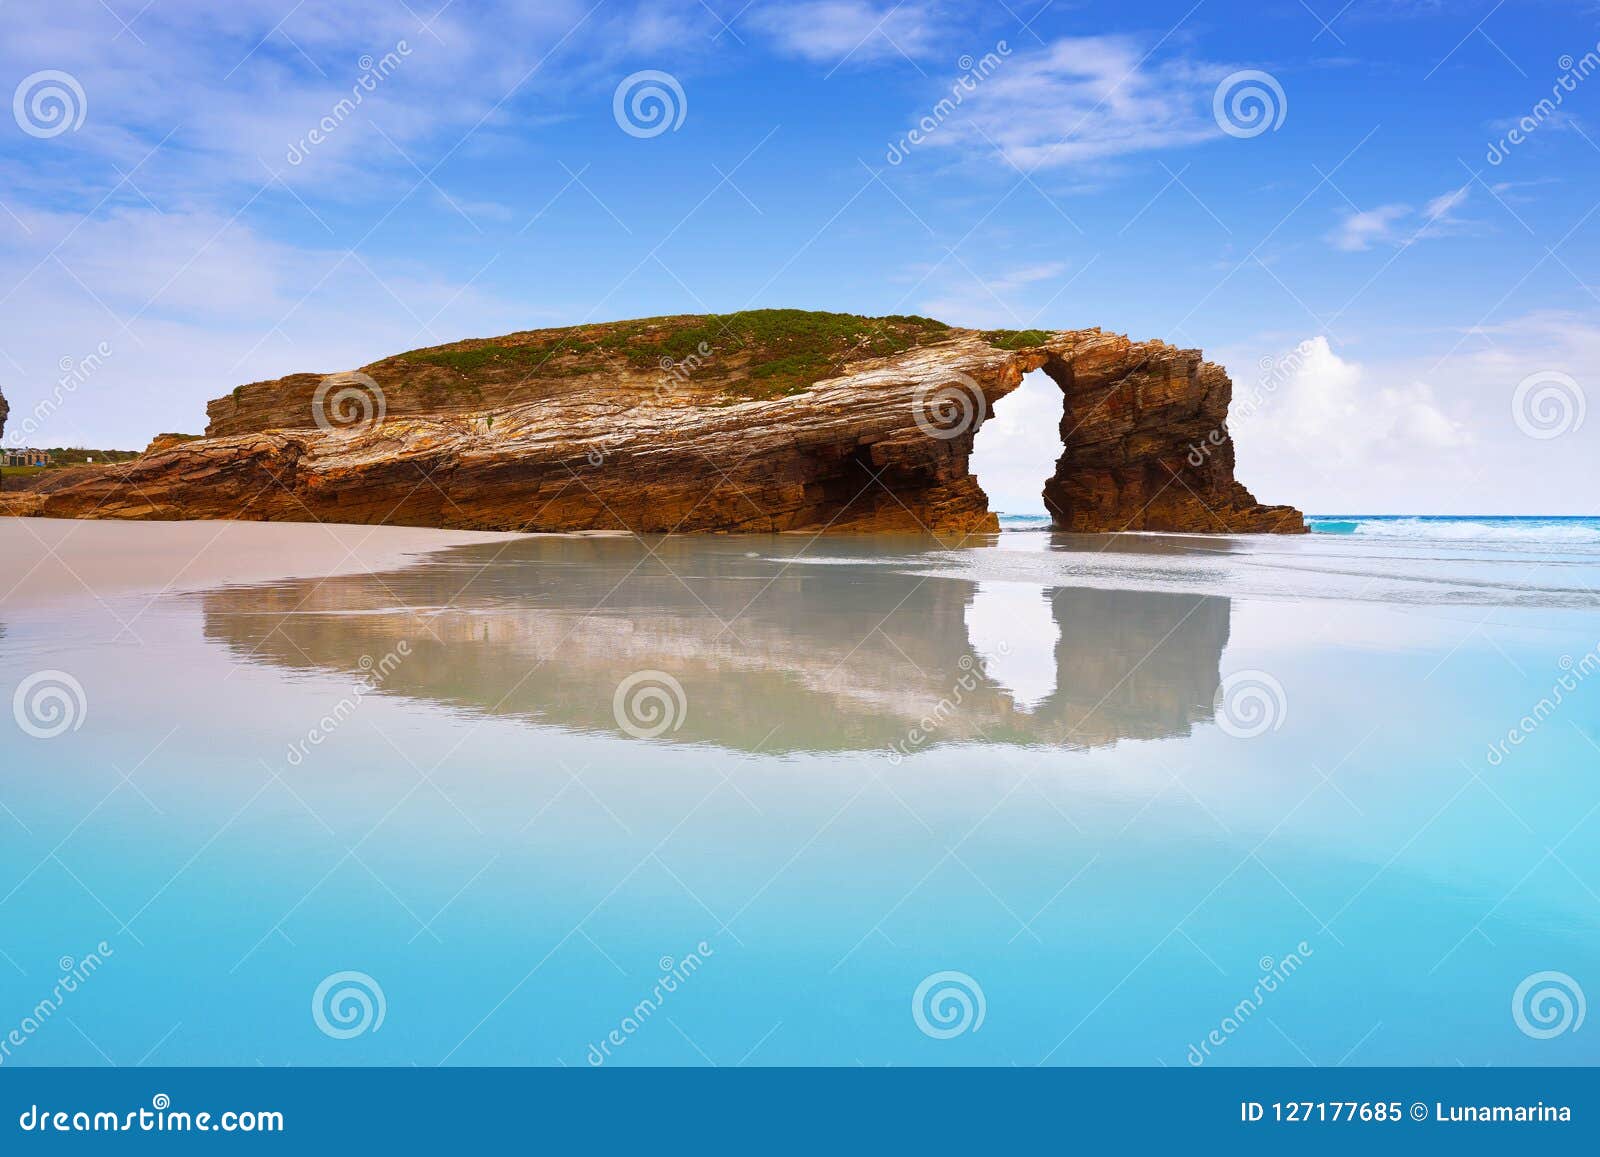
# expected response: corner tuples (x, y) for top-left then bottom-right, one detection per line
(1, 0), (1596, 513)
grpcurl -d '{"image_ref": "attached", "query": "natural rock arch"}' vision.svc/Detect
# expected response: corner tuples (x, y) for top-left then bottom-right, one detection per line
(1022, 338), (1300, 534)
(0, 314), (1303, 535)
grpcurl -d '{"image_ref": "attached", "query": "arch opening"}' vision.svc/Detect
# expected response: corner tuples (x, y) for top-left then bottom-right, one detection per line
(969, 368), (1063, 527)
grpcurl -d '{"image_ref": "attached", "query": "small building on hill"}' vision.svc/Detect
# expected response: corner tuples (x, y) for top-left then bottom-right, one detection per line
(2, 448), (52, 468)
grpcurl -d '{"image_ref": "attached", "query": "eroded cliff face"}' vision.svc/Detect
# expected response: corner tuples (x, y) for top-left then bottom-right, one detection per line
(1032, 336), (1301, 533)
(0, 313), (1304, 534)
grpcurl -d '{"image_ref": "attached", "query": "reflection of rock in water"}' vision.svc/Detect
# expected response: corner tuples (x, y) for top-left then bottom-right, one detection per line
(1047, 587), (1231, 746)
(200, 536), (1230, 754)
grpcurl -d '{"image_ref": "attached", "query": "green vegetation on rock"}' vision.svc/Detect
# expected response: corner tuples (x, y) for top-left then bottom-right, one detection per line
(393, 309), (954, 399)
(982, 329), (1053, 350)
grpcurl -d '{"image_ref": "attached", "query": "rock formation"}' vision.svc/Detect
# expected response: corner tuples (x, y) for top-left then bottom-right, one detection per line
(143, 433), (201, 455)
(0, 311), (1303, 534)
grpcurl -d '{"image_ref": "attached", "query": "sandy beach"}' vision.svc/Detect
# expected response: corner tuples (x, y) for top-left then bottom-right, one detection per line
(0, 517), (522, 609)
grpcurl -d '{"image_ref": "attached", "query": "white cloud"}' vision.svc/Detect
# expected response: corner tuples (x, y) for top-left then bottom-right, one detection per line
(0, 0), (715, 449)
(1236, 336), (1471, 461)
(1328, 185), (1472, 251)
(0, 0), (699, 204)
(748, 1), (939, 65)
(1485, 109), (1585, 137)
(920, 36), (1226, 170)
(1381, 380), (1473, 449)
(1330, 204), (1408, 251)
(1486, 177), (1559, 204)
(970, 369), (1063, 514)
(0, 202), (541, 448)
(1229, 318), (1599, 514)
(1421, 186), (1467, 220)
(1227, 335), (1472, 514)
(987, 262), (1069, 292)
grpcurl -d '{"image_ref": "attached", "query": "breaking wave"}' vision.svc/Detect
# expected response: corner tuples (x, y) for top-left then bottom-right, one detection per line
(1308, 517), (1600, 545)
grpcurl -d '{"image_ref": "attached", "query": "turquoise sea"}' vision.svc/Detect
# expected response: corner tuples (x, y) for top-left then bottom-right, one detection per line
(1, 516), (1597, 1067)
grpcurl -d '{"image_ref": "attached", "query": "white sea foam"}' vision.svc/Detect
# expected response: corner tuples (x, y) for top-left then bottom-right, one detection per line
(995, 512), (1600, 546)
(1308, 517), (1600, 545)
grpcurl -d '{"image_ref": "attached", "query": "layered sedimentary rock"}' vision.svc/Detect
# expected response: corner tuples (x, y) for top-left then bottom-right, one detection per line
(0, 312), (1303, 534)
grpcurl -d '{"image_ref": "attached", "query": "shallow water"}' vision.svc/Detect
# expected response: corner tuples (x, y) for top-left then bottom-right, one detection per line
(1, 523), (1597, 1067)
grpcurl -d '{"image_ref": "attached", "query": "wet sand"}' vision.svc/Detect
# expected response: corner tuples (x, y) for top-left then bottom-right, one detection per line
(0, 518), (522, 609)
